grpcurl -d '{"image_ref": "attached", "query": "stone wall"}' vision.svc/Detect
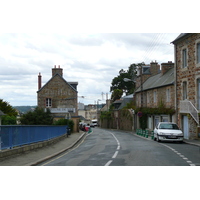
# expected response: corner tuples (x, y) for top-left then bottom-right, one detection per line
(175, 33), (200, 138)
(37, 75), (78, 116)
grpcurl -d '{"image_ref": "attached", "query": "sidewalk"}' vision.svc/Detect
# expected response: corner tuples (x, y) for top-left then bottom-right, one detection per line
(0, 132), (86, 166)
(133, 131), (200, 147)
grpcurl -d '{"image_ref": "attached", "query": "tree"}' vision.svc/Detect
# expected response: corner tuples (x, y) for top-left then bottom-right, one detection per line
(110, 63), (138, 96)
(20, 107), (53, 125)
(111, 89), (123, 101)
(53, 118), (74, 131)
(0, 99), (18, 116)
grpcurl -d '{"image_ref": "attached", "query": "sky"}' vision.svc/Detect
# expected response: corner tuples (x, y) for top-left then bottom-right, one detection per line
(0, 33), (180, 106)
(0, 0), (198, 107)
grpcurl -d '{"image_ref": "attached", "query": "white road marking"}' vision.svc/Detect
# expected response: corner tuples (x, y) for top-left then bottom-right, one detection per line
(105, 160), (113, 166)
(104, 131), (121, 166)
(112, 151), (118, 159)
(161, 143), (196, 166)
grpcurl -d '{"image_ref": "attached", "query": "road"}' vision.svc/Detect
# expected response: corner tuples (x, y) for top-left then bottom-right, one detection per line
(38, 127), (200, 166)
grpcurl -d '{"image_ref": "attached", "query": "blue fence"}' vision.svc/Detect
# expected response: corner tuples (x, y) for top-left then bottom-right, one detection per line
(0, 125), (68, 150)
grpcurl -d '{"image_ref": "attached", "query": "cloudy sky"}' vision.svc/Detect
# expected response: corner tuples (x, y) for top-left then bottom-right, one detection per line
(0, 0), (197, 107)
(0, 33), (180, 106)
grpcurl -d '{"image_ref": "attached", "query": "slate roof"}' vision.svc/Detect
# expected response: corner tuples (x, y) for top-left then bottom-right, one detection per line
(37, 73), (78, 93)
(0, 110), (5, 116)
(113, 94), (134, 110)
(135, 67), (174, 92)
(171, 33), (191, 44)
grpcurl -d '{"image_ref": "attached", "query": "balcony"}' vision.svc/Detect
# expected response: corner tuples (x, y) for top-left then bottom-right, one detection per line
(180, 100), (199, 124)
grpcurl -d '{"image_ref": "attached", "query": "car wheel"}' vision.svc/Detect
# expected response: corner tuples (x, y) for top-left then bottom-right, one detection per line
(157, 134), (160, 142)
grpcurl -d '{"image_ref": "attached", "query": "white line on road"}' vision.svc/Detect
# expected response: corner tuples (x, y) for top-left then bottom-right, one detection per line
(161, 143), (196, 166)
(104, 131), (121, 166)
(112, 151), (119, 159)
(105, 160), (113, 166)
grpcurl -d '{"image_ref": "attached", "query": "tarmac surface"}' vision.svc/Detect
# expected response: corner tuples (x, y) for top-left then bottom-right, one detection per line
(0, 129), (200, 166)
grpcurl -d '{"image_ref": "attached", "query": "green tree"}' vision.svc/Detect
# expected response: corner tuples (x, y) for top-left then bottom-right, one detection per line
(0, 99), (18, 116)
(110, 63), (138, 96)
(20, 107), (53, 125)
(53, 118), (74, 131)
(111, 89), (123, 101)
(2, 115), (17, 125)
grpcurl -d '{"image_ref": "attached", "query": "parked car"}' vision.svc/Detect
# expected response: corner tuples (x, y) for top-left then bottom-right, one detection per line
(154, 122), (183, 142)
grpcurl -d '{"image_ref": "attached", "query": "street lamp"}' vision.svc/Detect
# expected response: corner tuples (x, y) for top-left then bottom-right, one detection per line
(123, 64), (143, 108)
(96, 99), (101, 123)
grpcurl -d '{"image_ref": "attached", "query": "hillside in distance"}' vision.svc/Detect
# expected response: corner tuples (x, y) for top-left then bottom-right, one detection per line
(14, 106), (37, 114)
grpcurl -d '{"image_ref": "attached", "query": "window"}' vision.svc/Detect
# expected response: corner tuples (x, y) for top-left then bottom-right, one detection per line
(197, 79), (200, 109)
(182, 49), (187, 68)
(154, 91), (157, 103)
(46, 98), (52, 107)
(197, 43), (200, 64)
(166, 88), (170, 102)
(183, 82), (187, 100)
(142, 66), (150, 74)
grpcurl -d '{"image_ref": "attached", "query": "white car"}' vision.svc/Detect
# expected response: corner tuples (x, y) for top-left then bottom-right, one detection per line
(154, 122), (183, 142)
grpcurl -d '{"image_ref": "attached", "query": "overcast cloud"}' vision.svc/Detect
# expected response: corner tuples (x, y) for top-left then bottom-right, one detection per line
(0, 33), (180, 106)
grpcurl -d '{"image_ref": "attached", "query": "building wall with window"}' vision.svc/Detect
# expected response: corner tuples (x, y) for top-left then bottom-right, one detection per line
(134, 62), (175, 130)
(37, 66), (79, 131)
(172, 33), (200, 139)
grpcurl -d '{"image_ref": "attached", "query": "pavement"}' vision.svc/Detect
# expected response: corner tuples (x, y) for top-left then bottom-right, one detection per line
(0, 129), (200, 166)
(0, 131), (86, 166)
(134, 131), (200, 147)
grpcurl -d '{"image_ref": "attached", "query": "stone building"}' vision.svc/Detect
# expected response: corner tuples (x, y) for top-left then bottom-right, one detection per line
(172, 33), (200, 139)
(135, 61), (175, 130)
(37, 65), (79, 132)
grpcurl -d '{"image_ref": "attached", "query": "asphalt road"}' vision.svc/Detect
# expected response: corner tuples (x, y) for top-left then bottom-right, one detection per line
(38, 128), (200, 166)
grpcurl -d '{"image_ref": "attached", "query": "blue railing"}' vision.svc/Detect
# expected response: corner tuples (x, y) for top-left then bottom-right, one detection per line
(0, 125), (68, 150)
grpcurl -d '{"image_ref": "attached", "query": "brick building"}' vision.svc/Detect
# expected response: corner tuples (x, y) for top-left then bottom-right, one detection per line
(172, 33), (200, 139)
(37, 65), (79, 132)
(135, 61), (175, 130)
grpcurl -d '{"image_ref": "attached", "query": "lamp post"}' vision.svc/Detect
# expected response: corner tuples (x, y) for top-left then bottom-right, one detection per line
(96, 99), (101, 125)
(123, 63), (143, 108)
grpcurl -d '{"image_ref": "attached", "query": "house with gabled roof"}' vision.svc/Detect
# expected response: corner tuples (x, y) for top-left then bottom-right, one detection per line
(37, 65), (79, 132)
(172, 33), (200, 139)
(134, 61), (175, 130)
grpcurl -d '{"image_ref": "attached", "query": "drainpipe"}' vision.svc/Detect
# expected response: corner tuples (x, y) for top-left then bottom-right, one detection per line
(174, 44), (178, 124)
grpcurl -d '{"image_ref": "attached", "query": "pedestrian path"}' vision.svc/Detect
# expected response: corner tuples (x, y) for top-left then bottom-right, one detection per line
(0, 132), (86, 166)
(133, 130), (200, 147)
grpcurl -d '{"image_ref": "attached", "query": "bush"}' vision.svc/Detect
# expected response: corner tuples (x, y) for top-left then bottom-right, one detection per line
(53, 118), (74, 131)
(2, 115), (17, 125)
(20, 107), (53, 125)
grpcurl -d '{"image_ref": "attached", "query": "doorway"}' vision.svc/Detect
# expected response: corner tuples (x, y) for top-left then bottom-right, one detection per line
(182, 115), (189, 139)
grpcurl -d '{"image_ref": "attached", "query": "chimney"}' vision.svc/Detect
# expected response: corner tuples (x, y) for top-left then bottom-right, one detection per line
(150, 61), (160, 76)
(52, 65), (63, 77)
(38, 72), (42, 90)
(161, 61), (174, 75)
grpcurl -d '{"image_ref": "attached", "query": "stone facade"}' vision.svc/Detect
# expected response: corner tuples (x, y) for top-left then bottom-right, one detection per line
(172, 33), (200, 139)
(37, 65), (79, 132)
(135, 62), (175, 130)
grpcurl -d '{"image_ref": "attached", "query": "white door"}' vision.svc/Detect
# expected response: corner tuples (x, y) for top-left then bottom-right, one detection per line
(183, 115), (189, 139)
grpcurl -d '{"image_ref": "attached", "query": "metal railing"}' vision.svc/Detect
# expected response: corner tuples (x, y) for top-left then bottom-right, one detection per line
(0, 125), (68, 150)
(180, 100), (199, 124)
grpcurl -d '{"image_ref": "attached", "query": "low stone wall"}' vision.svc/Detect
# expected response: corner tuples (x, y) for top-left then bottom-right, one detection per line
(0, 133), (68, 160)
